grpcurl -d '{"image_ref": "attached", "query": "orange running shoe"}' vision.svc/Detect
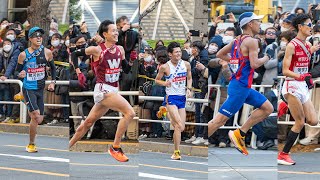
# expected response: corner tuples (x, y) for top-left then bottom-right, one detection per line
(108, 146), (129, 162)
(228, 129), (249, 155)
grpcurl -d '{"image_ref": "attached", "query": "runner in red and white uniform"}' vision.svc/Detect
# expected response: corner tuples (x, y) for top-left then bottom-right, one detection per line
(69, 20), (136, 162)
(278, 14), (320, 165)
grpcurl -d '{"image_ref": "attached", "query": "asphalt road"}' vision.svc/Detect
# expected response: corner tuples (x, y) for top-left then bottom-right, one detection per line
(278, 151), (320, 180)
(139, 151), (208, 180)
(0, 132), (69, 180)
(209, 147), (277, 180)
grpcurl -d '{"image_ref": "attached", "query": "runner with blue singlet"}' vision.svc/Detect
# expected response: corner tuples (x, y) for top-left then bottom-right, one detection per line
(15, 27), (56, 153)
(208, 12), (274, 155)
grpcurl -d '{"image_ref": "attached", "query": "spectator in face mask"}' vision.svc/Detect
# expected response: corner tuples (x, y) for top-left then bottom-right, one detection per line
(281, 14), (296, 32)
(0, 38), (20, 122)
(265, 27), (277, 45)
(50, 33), (68, 62)
(183, 40), (192, 56)
(12, 21), (27, 49)
(277, 31), (296, 75)
(222, 27), (236, 46)
(208, 35), (222, 59)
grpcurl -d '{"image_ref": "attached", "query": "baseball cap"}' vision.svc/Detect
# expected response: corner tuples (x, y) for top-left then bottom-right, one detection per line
(283, 14), (297, 23)
(239, 12), (264, 28)
(28, 26), (44, 37)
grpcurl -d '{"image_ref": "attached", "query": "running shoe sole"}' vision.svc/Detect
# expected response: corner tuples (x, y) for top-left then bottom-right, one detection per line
(228, 131), (248, 156)
(277, 159), (295, 165)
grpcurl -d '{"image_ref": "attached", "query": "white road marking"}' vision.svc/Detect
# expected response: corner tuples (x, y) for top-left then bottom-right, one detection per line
(168, 160), (208, 165)
(139, 172), (187, 180)
(0, 153), (69, 163)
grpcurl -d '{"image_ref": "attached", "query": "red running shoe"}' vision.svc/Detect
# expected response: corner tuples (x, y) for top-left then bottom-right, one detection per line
(277, 152), (295, 165)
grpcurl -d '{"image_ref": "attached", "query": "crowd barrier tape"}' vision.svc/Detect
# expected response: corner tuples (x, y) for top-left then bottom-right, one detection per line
(54, 61), (69, 67)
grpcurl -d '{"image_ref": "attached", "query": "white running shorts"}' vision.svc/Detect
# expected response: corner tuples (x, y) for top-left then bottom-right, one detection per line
(93, 83), (119, 104)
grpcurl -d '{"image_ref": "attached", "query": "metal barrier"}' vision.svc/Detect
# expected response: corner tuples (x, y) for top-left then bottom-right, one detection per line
(0, 80), (70, 123)
(69, 91), (208, 127)
(207, 84), (272, 129)
(207, 83), (272, 149)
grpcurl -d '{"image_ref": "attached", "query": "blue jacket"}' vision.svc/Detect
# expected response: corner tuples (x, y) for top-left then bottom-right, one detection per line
(0, 42), (21, 78)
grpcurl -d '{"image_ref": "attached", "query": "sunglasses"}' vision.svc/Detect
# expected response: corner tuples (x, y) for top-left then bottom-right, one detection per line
(30, 31), (43, 38)
(266, 32), (276, 35)
(301, 23), (312, 28)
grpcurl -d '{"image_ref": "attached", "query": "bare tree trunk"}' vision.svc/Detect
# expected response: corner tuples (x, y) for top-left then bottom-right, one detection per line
(27, 0), (53, 46)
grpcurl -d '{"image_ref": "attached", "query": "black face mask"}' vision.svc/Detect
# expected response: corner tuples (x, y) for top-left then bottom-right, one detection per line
(15, 30), (21, 35)
(76, 43), (87, 49)
(265, 38), (275, 45)
(70, 47), (76, 52)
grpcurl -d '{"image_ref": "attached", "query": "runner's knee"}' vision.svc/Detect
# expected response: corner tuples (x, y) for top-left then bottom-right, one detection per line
(124, 109), (135, 120)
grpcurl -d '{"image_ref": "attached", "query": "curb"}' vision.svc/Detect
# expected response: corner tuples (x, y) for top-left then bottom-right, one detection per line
(0, 123), (68, 137)
(139, 140), (208, 157)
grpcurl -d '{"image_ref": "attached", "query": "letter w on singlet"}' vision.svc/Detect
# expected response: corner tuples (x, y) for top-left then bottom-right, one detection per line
(107, 58), (121, 69)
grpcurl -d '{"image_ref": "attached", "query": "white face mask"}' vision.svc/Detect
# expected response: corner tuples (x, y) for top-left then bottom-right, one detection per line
(279, 19), (283, 24)
(65, 40), (70, 47)
(281, 26), (289, 32)
(51, 40), (60, 47)
(3, 44), (12, 52)
(49, 30), (55, 37)
(1, 24), (7, 30)
(144, 55), (152, 62)
(6, 34), (15, 41)
(280, 41), (287, 48)
(208, 45), (218, 54)
(223, 35), (233, 44)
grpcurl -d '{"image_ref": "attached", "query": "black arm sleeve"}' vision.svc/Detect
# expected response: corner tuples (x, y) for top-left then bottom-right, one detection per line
(71, 48), (86, 69)
(16, 63), (24, 72)
(48, 60), (57, 80)
(121, 59), (132, 74)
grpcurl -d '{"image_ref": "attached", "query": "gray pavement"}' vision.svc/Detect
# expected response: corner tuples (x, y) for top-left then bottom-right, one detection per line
(69, 151), (139, 180)
(139, 151), (208, 180)
(278, 152), (320, 180)
(0, 132), (69, 180)
(209, 147), (277, 180)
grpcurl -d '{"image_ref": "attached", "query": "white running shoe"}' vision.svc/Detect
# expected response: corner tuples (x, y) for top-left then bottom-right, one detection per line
(299, 137), (318, 145)
(192, 137), (205, 145)
(185, 135), (196, 143)
(204, 139), (209, 146)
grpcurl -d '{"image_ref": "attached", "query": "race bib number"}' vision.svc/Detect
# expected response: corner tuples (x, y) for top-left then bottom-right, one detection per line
(27, 67), (45, 81)
(229, 58), (239, 73)
(172, 73), (186, 88)
(105, 68), (120, 83)
(294, 61), (309, 74)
